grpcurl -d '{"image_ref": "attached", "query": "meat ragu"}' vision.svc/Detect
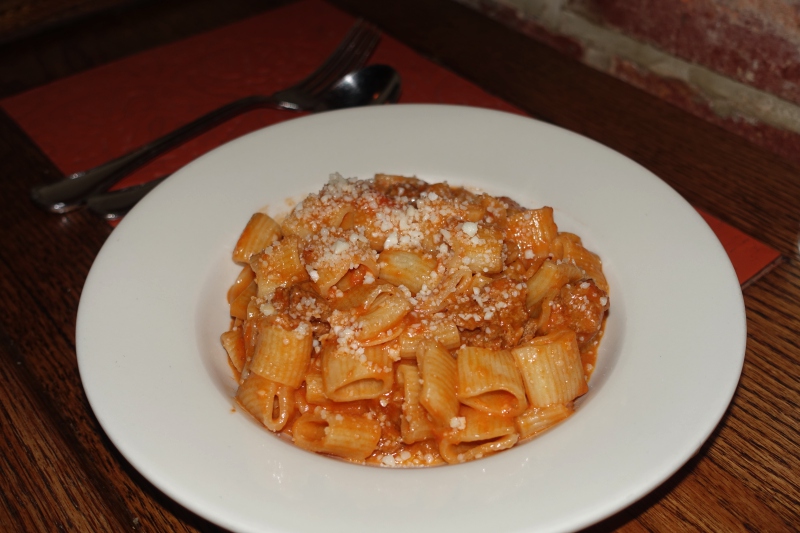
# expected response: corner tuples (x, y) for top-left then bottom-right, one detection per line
(220, 174), (610, 466)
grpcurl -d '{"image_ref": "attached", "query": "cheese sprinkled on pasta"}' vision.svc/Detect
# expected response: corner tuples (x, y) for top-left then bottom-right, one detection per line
(222, 174), (609, 466)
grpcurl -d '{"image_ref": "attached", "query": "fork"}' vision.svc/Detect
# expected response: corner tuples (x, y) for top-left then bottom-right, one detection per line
(30, 20), (380, 214)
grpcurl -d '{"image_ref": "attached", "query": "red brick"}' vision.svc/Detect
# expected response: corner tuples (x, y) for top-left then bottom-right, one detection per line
(611, 58), (800, 167)
(458, 0), (800, 167)
(570, 0), (800, 105)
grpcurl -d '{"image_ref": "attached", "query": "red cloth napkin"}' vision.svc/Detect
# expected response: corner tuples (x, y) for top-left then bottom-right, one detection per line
(0, 0), (779, 285)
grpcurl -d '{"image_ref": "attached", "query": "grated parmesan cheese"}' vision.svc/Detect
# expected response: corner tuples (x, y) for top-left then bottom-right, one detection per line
(222, 173), (610, 468)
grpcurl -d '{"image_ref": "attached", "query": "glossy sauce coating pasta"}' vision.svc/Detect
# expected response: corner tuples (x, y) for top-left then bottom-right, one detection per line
(222, 174), (609, 466)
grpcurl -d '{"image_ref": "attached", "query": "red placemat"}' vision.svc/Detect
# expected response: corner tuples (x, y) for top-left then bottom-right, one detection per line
(697, 209), (781, 286)
(0, 0), (780, 285)
(1, 0), (518, 191)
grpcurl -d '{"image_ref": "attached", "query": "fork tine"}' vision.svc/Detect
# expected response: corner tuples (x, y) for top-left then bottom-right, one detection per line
(291, 20), (380, 95)
(295, 20), (375, 84)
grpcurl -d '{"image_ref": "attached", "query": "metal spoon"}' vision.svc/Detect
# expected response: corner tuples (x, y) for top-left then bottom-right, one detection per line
(314, 63), (401, 110)
(32, 64), (402, 215)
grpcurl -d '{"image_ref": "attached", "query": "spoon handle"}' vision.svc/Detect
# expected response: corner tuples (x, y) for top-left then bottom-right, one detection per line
(30, 94), (275, 213)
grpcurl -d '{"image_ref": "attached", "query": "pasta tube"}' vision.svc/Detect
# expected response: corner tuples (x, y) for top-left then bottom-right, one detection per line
(251, 235), (308, 300)
(292, 411), (381, 461)
(229, 280), (257, 320)
(505, 207), (558, 261)
(237, 373), (295, 432)
(232, 213), (282, 263)
(397, 363), (436, 444)
(525, 259), (583, 309)
(439, 406), (518, 464)
(226, 264), (255, 304)
(512, 330), (588, 407)
(220, 328), (246, 373)
(553, 233), (608, 293)
(250, 320), (313, 388)
(322, 344), (394, 401)
(515, 403), (574, 439)
(377, 249), (436, 294)
(457, 346), (528, 417)
(416, 340), (459, 427)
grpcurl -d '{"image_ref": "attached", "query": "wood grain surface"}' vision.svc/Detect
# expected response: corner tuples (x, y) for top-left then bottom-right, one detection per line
(1, 0), (798, 531)
(0, 0), (138, 42)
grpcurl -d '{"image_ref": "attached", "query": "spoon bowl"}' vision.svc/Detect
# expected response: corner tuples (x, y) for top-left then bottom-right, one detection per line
(319, 64), (402, 111)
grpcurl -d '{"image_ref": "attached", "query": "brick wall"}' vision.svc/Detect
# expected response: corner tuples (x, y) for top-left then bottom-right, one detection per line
(456, 0), (800, 166)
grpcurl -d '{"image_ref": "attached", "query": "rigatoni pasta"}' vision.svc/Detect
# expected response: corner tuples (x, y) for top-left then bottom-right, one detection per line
(221, 174), (609, 466)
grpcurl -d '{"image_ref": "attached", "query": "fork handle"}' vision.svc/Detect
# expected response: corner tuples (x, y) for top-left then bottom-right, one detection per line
(86, 176), (167, 221)
(30, 94), (277, 213)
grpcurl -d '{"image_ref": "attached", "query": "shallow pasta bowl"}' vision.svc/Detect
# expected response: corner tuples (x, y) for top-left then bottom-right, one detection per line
(77, 104), (746, 533)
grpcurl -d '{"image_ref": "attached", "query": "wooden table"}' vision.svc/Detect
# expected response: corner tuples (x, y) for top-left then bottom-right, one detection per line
(1, 0), (797, 531)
